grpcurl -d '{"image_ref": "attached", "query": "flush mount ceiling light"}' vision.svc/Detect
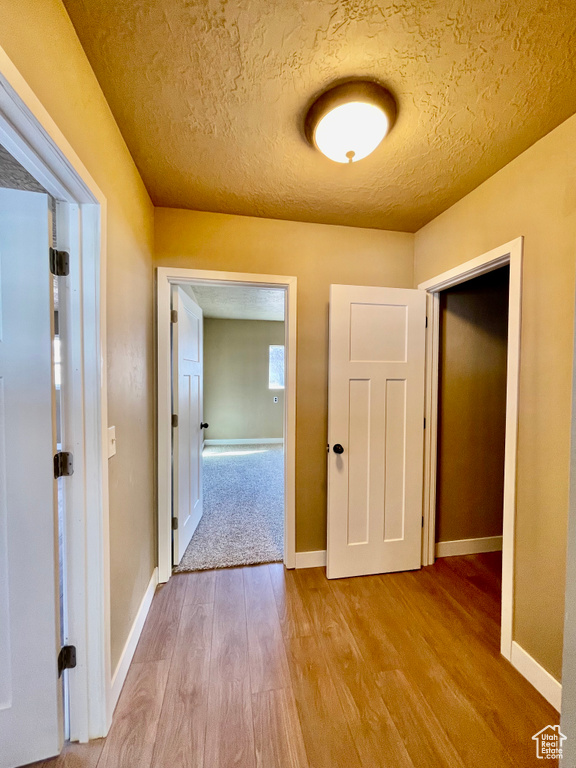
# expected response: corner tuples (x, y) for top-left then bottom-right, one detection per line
(304, 81), (397, 164)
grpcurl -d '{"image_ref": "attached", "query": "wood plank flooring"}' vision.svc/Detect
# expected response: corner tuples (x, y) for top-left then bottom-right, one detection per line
(36, 554), (559, 768)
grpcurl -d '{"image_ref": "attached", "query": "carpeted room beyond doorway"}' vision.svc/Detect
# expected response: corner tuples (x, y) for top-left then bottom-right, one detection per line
(175, 443), (284, 572)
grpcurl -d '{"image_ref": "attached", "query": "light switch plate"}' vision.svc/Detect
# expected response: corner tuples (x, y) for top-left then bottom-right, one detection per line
(108, 426), (116, 458)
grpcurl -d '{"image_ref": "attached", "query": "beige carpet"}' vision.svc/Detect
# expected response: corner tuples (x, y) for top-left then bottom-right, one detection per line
(175, 443), (284, 572)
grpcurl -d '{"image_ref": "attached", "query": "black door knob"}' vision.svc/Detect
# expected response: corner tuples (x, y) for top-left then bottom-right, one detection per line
(333, 444), (344, 454)
(200, 422), (209, 429)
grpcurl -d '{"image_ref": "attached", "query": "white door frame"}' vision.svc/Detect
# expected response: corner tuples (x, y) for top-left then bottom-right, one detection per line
(418, 237), (523, 660)
(157, 267), (297, 583)
(0, 48), (110, 738)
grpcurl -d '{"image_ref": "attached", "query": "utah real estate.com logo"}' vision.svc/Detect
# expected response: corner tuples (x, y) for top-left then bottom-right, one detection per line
(532, 725), (567, 760)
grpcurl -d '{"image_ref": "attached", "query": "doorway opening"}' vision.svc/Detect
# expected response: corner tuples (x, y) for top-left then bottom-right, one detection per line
(431, 265), (510, 647)
(157, 268), (297, 584)
(420, 238), (523, 668)
(171, 282), (286, 572)
(0, 119), (109, 766)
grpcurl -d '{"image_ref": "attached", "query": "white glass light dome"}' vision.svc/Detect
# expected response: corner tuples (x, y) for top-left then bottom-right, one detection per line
(305, 81), (397, 164)
(314, 101), (389, 163)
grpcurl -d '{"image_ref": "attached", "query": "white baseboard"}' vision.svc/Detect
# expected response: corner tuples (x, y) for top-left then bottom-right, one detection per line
(109, 567), (158, 714)
(511, 641), (562, 712)
(295, 550), (327, 569)
(204, 438), (284, 445)
(435, 535), (503, 558)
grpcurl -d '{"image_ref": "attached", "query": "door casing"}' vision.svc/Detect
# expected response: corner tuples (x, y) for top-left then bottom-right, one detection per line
(0, 45), (110, 739)
(156, 267), (297, 583)
(418, 237), (523, 663)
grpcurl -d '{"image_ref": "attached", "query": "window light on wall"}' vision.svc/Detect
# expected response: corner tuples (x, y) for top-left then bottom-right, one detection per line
(269, 345), (285, 390)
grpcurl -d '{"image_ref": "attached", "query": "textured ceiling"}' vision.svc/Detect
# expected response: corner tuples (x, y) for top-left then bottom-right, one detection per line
(186, 284), (285, 321)
(63, 0), (576, 232)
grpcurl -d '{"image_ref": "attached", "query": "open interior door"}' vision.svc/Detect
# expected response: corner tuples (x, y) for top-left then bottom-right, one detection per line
(327, 284), (426, 579)
(0, 189), (62, 766)
(172, 286), (204, 565)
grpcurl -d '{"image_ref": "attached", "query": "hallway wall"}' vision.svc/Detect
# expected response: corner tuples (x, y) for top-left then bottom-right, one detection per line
(155, 210), (414, 552)
(415, 112), (576, 681)
(0, 0), (157, 672)
(204, 319), (285, 441)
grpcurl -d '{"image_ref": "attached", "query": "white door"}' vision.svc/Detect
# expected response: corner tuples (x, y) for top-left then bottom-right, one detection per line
(172, 287), (204, 564)
(327, 284), (426, 579)
(0, 189), (62, 766)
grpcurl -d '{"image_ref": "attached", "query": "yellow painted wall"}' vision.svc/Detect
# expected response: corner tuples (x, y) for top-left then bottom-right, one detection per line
(155, 209), (414, 551)
(415, 113), (576, 680)
(0, 0), (156, 670)
(204, 319), (285, 441)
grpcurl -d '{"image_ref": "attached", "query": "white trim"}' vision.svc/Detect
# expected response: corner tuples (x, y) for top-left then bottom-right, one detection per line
(295, 550), (327, 569)
(511, 641), (562, 712)
(418, 240), (517, 292)
(419, 237), (523, 663)
(435, 536), (503, 558)
(157, 267), (297, 582)
(204, 438), (284, 446)
(109, 568), (158, 715)
(0, 54), (100, 205)
(422, 292), (440, 566)
(0, 46), (110, 739)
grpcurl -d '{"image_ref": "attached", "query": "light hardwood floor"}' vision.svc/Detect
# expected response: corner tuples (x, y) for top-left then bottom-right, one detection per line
(34, 554), (559, 768)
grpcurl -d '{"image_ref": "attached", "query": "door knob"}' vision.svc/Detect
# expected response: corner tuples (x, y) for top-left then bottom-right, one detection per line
(200, 422), (209, 429)
(332, 444), (344, 454)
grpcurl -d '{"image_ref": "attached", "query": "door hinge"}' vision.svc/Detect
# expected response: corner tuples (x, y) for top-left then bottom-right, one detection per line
(172, 517), (178, 530)
(171, 309), (178, 323)
(426, 316), (428, 328)
(424, 417), (426, 429)
(171, 413), (178, 428)
(54, 451), (74, 478)
(422, 516), (424, 528)
(58, 645), (77, 677)
(49, 247), (70, 277)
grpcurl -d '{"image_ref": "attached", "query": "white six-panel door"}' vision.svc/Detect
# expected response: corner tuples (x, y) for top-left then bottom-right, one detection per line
(327, 284), (426, 579)
(172, 287), (204, 565)
(0, 189), (62, 767)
